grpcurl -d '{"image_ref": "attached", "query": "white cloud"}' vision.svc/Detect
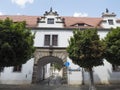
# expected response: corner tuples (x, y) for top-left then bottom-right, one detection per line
(11, 0), (34, 8)
(17, 13), (21, 15)
(73, 12), (88, 17)
(0, 12), (4, 15)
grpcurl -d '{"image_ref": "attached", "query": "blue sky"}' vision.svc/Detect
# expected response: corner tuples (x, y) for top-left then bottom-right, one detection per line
(0, 0), (120, 17)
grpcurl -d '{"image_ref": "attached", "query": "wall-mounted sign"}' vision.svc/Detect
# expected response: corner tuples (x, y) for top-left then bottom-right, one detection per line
(64, 62), (70, 67)
(68, 68), (81, 72)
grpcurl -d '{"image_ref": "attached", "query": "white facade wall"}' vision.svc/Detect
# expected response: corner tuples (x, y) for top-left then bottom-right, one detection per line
(98, 30), (108, 39)
(33, 29), (73, 47)
(0, 58), (34, 84)
(67, 57), (82, 85)
(44, 64), (51, 78)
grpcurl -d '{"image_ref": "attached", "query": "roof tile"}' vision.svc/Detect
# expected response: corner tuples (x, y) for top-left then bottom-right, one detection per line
(0, 15), (102, 28)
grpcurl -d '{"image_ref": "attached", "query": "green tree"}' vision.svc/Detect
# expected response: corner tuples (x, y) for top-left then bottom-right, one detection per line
(104, 27), (120, 65)
(52, 63), (62, 71)
(67, 29), (105, 90)
(0, 18), (34, 67)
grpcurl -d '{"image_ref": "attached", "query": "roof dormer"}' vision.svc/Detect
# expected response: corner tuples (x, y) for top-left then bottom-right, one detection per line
(101, 9), (118, 28)
(37, 8), (65, 28)
(70, 22), (93, 28)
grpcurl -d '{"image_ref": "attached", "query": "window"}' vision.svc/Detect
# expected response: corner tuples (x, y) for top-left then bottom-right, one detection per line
(112, 65), (120, 72)
(52, 35), (58, 46)
(0, 67), (4, 72)
(116, 20), (120, 23)
(102, 20), (107, 23)
(47, 18), (54, 24)
(108, 19), (114, 25)
(13, 65), (22, 72)
(44, 35), (58, 46)
(44, 35), (50, 46)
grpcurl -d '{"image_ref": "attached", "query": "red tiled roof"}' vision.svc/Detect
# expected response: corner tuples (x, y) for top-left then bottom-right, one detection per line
(0, 15), (39, 27)
(0, 15), (102, 28)
(63, 17), (102, 28)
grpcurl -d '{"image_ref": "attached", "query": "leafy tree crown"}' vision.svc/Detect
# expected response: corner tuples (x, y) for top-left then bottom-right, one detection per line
(104, 27), (120, 65)
(67, 29), (105, 68)
(0, 18), (34, 67)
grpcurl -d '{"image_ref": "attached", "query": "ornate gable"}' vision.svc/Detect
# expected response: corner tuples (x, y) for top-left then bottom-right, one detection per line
(37, 8), (65, 28)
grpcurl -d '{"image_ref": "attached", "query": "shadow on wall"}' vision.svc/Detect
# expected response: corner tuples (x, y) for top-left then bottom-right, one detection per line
(107, 69), (120, 84)
(92, 67), (120, 85)
(84, 71), (109, 85)
(93, 73), (101, 84)
(83, 71), (101, 85)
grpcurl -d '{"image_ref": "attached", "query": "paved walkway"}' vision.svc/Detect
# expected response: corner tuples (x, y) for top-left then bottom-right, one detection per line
(39, 75), (62, 86)
(0, 76), (120, 90)
(0, 84), (120, 90)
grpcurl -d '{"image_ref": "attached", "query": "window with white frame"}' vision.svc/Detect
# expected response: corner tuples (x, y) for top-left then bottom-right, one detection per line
(44, 34), (58, 46)
(47, 18), (54, 24)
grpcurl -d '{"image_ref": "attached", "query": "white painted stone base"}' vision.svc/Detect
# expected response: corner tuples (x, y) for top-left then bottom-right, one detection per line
(0, 80), (31, 84)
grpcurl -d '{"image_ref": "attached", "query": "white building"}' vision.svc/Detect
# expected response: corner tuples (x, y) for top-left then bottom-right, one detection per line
(0, 8), (120, 85)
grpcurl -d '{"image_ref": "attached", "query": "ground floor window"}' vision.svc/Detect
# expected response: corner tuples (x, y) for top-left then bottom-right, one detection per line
(112, 65), (120, 72)
(0, 67), (4, 72)
(13, 65), (22, 72)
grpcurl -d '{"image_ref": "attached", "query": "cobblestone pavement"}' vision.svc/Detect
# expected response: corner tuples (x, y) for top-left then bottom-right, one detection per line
(0, 84), (120, 90)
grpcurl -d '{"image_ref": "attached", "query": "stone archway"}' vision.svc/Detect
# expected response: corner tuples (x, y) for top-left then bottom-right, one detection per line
(32, 47), (68, 84)
(37, 56), (64, 82)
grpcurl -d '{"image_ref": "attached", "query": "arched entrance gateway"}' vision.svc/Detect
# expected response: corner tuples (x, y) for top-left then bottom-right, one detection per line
(32, 47), (68, 84)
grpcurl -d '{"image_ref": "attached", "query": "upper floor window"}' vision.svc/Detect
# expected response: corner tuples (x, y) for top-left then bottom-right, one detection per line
(52, 35), (58, 46)
(108, 19), (114, 25)
(44, 35), (50, 46)
(47, 18), (54, 24)
(13, 65), (22, 72)
(44, 35), (58, 46)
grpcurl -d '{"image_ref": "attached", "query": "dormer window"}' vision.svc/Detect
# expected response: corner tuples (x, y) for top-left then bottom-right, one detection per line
(47, 18), (54, 24)
(71, 22), (92, 27)
(102, 20), (107, 23)
(116, 20), (120, 23)
(108, 19), (114, 25)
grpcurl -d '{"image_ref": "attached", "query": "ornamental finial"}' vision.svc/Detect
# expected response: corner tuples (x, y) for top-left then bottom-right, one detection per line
(106, 8), (109, 13)
(50, 7), (53, 12)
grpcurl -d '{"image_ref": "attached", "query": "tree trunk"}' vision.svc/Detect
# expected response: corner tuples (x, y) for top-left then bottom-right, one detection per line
(82, 68), (85, 85)
(88, 67), (96, 90)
